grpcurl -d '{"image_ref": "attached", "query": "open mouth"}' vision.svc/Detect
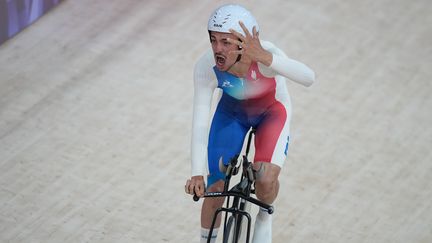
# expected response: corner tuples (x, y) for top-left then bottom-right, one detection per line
(215, 54), (226, 67)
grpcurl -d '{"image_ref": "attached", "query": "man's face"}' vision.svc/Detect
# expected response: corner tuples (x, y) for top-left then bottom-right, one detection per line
(209, 31), (240, 71)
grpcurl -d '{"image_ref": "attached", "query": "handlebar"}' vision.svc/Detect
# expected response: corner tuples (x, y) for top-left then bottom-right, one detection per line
(193, 191), (274, 214)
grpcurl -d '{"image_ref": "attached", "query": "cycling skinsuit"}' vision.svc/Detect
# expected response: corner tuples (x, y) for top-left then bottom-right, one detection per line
(191, 41), (315, 187)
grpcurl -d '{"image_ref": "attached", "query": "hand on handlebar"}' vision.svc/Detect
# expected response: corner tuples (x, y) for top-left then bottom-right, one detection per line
(185, 175), (205, 198)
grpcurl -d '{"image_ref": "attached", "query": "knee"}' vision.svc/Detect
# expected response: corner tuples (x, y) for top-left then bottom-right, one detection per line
(255, 175), (280, 204)
(204, 180), (225, 208)
(256, 177), (279, 193)
(208, 179), (224, 192)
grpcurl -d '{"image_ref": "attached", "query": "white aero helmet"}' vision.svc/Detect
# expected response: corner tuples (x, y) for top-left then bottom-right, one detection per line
(208, 4), (259, 36)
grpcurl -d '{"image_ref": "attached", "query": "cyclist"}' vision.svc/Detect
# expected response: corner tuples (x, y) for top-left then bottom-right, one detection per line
(185, 4), (315, 243)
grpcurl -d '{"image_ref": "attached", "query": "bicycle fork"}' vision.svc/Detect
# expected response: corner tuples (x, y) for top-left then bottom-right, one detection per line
(207, 197), (252, 243)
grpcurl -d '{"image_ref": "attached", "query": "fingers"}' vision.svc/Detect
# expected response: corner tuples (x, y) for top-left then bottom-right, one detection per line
(235, 21), (257, 38)
(194, 182), (205, 197)
(229, 49), (243, 56)
(185, 179), (192, 194)
(229, 21), (258, 40)
(228, 28), (245, 42)
(226, 37), (242, 47)
(239, 21), (252, 38)
(227, 22), (259, 54)
(185, 178), (205, 197)
(252, 26), (259, 38)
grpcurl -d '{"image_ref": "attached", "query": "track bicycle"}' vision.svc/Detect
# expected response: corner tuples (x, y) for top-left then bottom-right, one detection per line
(194, 129), (274, 243)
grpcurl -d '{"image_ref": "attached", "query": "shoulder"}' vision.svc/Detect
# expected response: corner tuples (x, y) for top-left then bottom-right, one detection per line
(195, 49), (215, 70)
(194, 49), (217, 88)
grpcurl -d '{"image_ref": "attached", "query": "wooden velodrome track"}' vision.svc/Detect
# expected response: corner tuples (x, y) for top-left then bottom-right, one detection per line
(1, 0), (431, 242)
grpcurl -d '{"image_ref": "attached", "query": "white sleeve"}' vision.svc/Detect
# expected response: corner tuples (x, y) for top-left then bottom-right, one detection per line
(262, 41), (315, 87)
(191, 50), (217, 177)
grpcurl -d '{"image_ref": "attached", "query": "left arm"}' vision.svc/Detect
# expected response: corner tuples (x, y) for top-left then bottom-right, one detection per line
(228, 22), (315, 87)
(263, 41), (315, 87)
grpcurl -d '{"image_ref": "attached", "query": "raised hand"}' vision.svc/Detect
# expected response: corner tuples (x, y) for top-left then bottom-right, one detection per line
(227, 21), (272, 66)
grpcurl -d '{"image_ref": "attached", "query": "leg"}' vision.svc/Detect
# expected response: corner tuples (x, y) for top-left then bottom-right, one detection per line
(253, 162), (281, 204)
(253, 100), (288, 204)
(200, 180), (224, 243)
(201, 180), (225, 229)
(251, 163), (281, 243)
(201, 101), (249, 242)
(251, 102), (289, 243)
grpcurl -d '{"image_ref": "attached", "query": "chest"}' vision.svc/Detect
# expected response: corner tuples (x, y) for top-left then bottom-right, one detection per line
(213, 62), (276, 100)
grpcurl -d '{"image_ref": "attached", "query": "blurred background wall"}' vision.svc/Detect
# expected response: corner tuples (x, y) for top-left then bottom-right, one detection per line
(0, 0), (63, 45)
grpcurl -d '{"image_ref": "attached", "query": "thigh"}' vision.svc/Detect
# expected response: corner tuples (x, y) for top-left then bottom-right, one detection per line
(207, 106), (249, 187)
(254, 101), (290, 167)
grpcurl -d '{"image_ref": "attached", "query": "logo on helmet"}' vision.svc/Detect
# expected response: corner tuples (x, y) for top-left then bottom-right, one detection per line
(214, 24), (223, 28)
